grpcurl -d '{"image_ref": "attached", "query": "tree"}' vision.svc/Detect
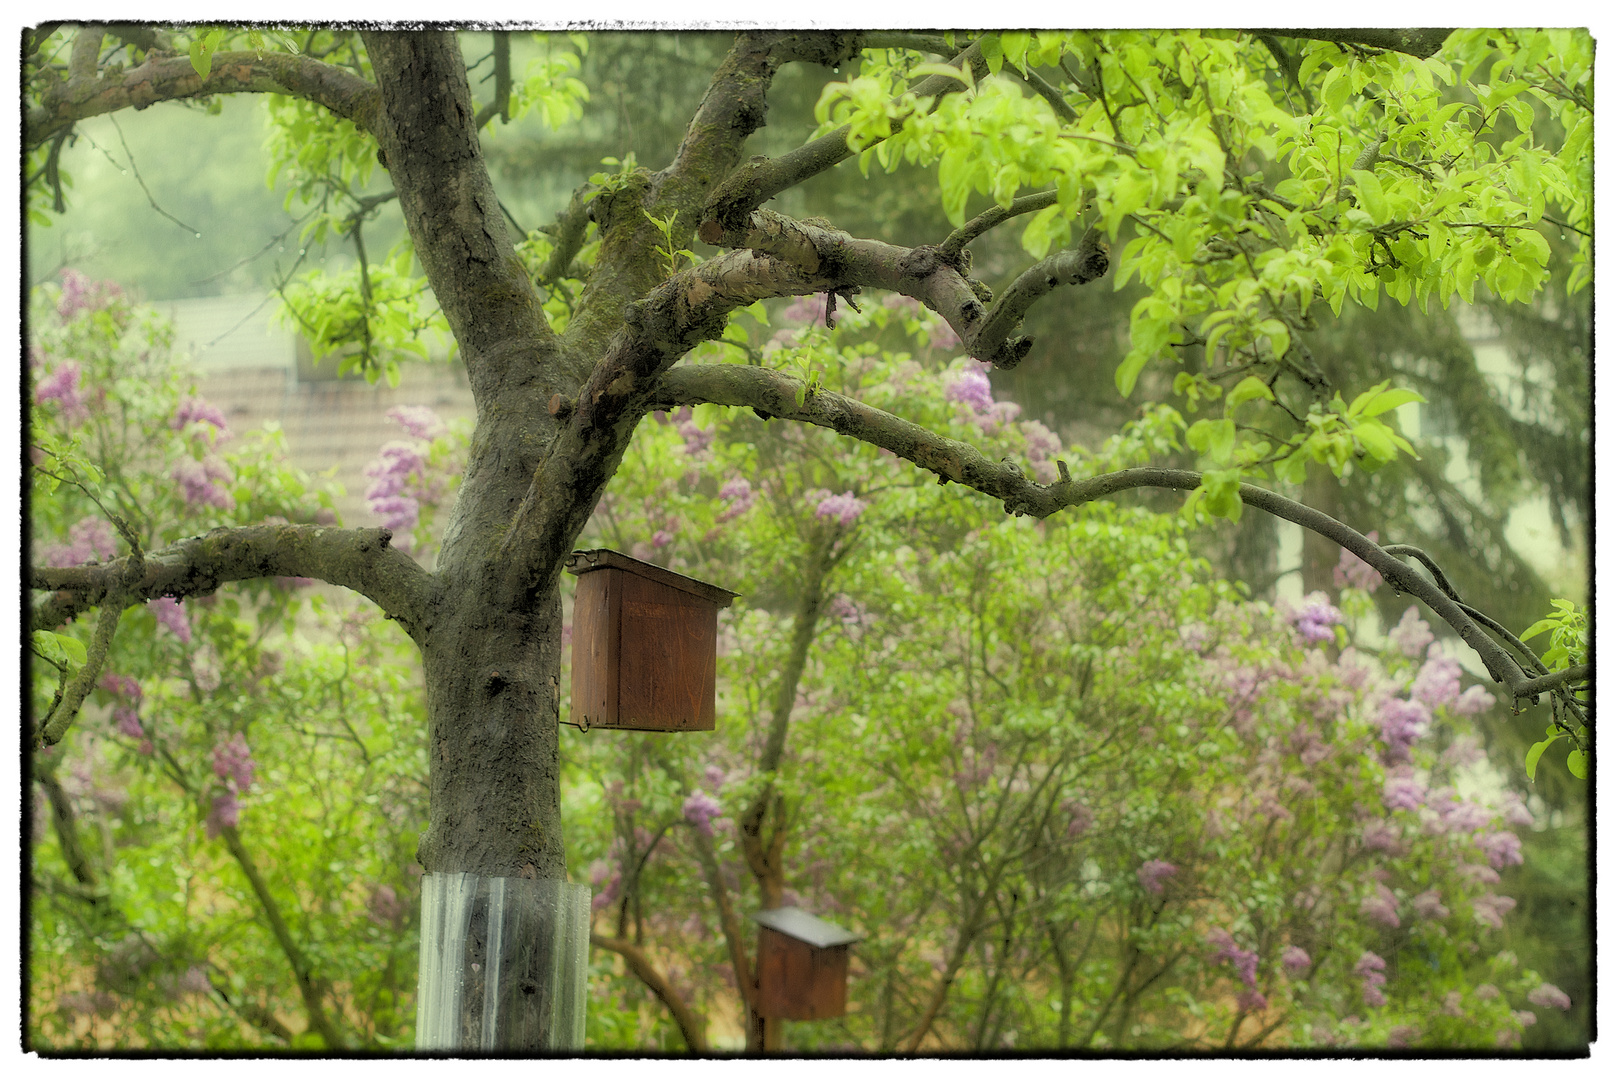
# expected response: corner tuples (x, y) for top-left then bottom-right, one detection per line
(27, 26), (1591, 1049)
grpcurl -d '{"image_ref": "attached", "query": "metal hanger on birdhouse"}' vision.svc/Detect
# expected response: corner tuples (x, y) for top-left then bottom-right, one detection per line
(564, 549), (739, 732)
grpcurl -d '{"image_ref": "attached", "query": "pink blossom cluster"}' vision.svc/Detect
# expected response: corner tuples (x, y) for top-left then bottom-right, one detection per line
(1280, 945), (1311, 977)
(785, 293), (831, 326)
(1290, 591), (1344, 644)
(1333, 531), (1382, 591)
(1412, 889), (1450, 921)
(1206, 928), (1263, 1009)
(1471, 893), (1517, 930)
(1377, 697), (1430, 764)
(42, 516), (118, 567)
(716, 477), (755, 523)
(813, 489), (867, 527)
(682, 790), (723, 837)
(56, 269), (122, 320)
(588, 858), (622, 911)
(170, 396), (230, 438)
(172, 456), (234, 510)
(365, 440), (426, 535)
(213, 732), (256, 791)
(385, 404), (446, 440)
(1355, 951), (1388, 1007)
(368, 883), (406, 928)
(1136, 858), (1178, 896)
(1527, 983), (1572, 1010)
(945, 367), (995, 412)
(1474, 830), (1524, 870)
(148, 596), (192, 643)
(929, 318), (961, 350)
(1064, 800), (1094, 838)
(1389, 606), (1435, 657)
(206, 791), (240, 838)
(1411, 651), (1462, 709)
(34, 359), (91, 424)
(1360, 883), (1401, 928)
(100, 670), (145, 739)
(667, 406), (713, 457)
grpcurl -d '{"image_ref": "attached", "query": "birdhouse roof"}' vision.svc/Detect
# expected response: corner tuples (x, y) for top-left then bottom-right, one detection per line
(749, 907), (860, 948)
(564, 549), (739, 607)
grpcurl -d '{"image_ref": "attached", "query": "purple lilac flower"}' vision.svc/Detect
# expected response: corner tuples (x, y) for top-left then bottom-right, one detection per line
(1390, 606), (1434, 657)
(1360, 884), (1401, 928)
(1439, 796), (1492, 834)
(34, 360), (90, 423)
(365, 441), (425, 500)
(1472, 894), (1516, 930)
(827, 594), (863, 626)
(1290, 591), (1344, 644)
(1387, 1025), (1420, 1048)
(1334, 531), (1382, 591)
(1412, 653), (1462, 709)
(170, 396), (230, 437)
(99, 672), (142, 702)
(1458, 862), (1501, 885)
(929, 318), (961, 350)
(979, 400), (1023, 433)
(650, 529), (675, 549)
(1378, 697), (1430, 763)
(1382, 771), (1426, 812)
(717, 477), (755, 522)
(592, 867), (623, 911)
(1514, 1010), (1537, 1027)
(1236, 989), (1268, 1012)
(1136, 859), (1177, 896)
(56, 269), (121, 320)
(1453, 684), (1495, 716)
(212, 733), (255, 792)
(1475, 983), (1501, 1000)
(172, 456), (234, 509)
(113, 706), (144, 739)
(945, 366), (995, 412)
(1412, 889), (1451, 921)
(1475, 831), (1524, 870)
(785, 293), (830, 326)
(206, 790), (241, 838)
(368, 884), (405, 927)
(1355, 952), (1388, 1007)
(882, 293), (922, 316)
(678, 416), (714, 456)
(1528, 983), (1572, 1011)
(1020, 420), (1063, 463)
(1440, 991), (1464, 1017)
(813, 490), (867, 527)
(683, 790), (723, 837)
(148, 597), (192, 644)
(177, 966), (212, 996)
(1281, 946), (1311, 977)
(42, 516), (119, 567)
(385, 404), (446, 440)
(369, 495), (420, 534)
(703, 764), (726, 789)
(1362, 820), (1403, 853)
(1498, 791), (1534, 828)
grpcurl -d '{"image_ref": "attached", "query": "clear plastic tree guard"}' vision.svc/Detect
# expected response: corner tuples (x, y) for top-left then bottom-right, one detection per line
(416, 873), (591, 1050)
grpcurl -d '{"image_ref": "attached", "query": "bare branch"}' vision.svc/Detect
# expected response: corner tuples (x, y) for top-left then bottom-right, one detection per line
(1516, 665), (1592, 700)
(1247, 28), (1456, 60)
(33, 525), (435, 644)
(701, 38), (988, 234)
(27, 47), (381, 151)
(973, 227), (1110, 369)
(652, 364), (1541, 694)
(941, 189), (1061, 261)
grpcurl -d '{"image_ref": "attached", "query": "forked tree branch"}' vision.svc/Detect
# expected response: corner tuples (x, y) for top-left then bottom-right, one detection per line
(653, 363), (1575, 705)
(1247, 28), (1456, 60)
(589, 933), (709, 1051)
(32, 525), (435, 643)
(26, 45), (381, 150)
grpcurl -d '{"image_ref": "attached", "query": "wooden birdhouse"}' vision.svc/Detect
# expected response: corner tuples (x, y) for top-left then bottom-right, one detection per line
(749, 907), (861, 1020)
(564, 549), (739, 732)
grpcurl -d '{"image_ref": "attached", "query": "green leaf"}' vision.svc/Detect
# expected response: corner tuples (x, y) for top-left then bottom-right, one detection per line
(1225, 376), (1274, 411)
(1525, 735), (1556, 781)
(1520, 617), (1561, 642)
(56, 634), (88, 667)
(1115, 349), (1151, 398)
(1566, 748), (1588, 779)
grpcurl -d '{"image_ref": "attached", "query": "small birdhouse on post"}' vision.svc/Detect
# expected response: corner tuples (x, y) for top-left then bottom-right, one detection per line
(564, 549), (739, 732)
(749, 907), (861, 1021)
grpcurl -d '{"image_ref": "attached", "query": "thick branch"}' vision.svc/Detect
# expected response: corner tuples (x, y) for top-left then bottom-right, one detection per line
(652, 365), (1542, 695)
(37, 599), (124, 747)
(701, 38), (987, 233)
(1248, 28), (1456, 60)
(590, 933), (709, 1051)
(361, 30), (557, 383)
(32, 525), (435, 644)
(941, 189), (1060, 261)
(972, 228), (1110, 369)
(26, 47), (380, 150)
